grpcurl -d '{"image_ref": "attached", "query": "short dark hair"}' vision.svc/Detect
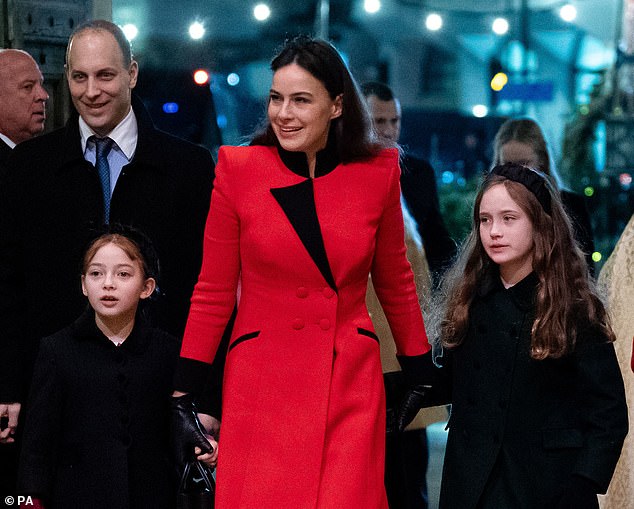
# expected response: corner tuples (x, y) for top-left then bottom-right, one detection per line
(66, 19), (132, 67)
(360, 81), (395, 102)
(251, 35), (383, 163)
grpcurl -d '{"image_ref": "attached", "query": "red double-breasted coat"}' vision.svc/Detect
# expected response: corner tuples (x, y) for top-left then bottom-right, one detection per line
(178, 144), (430, 508)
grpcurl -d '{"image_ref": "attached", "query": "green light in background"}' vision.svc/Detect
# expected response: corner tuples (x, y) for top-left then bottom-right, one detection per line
(592, 252), (602, 263)
(584, 186), (594, 197)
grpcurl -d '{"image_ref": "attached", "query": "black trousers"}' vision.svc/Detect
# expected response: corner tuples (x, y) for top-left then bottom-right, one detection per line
(385, 428), (429, 509)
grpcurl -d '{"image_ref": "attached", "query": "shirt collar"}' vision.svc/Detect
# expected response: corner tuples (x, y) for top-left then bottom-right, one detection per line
(79, 107), (138, 160)
(0, 133), (16, 149)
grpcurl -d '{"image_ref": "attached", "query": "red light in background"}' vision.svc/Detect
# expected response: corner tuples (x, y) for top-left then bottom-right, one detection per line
(193, 69), (210, 85)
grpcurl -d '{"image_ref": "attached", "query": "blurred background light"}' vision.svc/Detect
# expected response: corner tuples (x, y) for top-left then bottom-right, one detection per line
(162, 102), (179, 114)
(559, 4), (577, 23)
(490, 72), (508, 91)
(188, 21), (205, 40)
(364, 0), (381, 14)
(253, 3), (271, 21)
(425, 13), (442, 31)
(227, 73), (240, 86)
(492, 17), (509, 35)
(121, 23), (138, 41)
(472, 104), (488, 118)
(193, 69), (210, 85)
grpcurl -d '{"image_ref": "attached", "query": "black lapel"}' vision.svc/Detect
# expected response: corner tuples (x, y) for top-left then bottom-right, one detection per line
(270, 179), (337, 292)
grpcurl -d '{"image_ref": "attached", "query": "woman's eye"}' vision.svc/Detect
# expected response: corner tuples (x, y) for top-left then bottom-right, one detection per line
(118, 272), (130, 278)
(89, 271), (101, 277)
(269, 94), (281, 102)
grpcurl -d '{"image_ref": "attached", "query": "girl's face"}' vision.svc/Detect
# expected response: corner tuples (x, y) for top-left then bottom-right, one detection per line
(500, 140), (540, 169)
(81, 242), (155, 323)
(479, 183), (535, 286)
(268, 63), (342, 159)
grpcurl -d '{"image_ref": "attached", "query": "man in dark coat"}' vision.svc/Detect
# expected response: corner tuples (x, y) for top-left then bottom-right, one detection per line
(0, 48), (49, 500)
(0, 21), (216, 493)
(361, 82), (456, 284)
(0, 49), (49, 178)
(362, 81), (455, 509)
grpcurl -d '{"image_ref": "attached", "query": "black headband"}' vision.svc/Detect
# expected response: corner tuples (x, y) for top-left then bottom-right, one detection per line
(490, 163), (552, 215)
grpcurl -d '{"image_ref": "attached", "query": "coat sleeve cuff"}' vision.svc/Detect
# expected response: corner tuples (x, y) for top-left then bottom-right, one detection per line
(173, 357), (213, 396)
(397, 351), (435, 387)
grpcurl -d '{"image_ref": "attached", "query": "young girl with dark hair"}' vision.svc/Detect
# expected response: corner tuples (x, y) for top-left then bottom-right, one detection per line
(403, 163), (627, 509)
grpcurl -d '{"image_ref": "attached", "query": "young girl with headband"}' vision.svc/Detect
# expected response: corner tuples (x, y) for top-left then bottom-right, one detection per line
(399, 162), (627, 509)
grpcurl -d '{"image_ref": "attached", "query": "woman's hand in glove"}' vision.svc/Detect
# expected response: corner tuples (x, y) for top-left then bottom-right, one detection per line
(170, 392), (214, 468)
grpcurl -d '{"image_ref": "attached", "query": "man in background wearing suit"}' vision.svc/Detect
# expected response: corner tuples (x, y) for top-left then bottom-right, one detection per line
(0, 47), (49, 502)
(0, 21), (218, 497)
(362, 82), (455, 509)
(361, 82), (455, 286)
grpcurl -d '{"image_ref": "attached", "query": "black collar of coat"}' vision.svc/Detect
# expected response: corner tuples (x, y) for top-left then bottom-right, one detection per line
(477, 266), (538, 311)
(58, 93), (165, 172)
(72, 307), (152, 354)
(276, 131), (340, 178)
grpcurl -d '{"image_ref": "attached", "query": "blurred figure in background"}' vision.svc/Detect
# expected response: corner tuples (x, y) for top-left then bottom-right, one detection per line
(492, 117), (596, 275)
(0, 47), (49, 502)
(597, 213), (634, 509)
(361, 82), (456, 287)
(0, 49), (48, 177)
(362, 81), (449, 509)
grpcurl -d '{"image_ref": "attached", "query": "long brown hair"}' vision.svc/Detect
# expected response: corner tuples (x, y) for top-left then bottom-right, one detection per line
(439, 164), (614, 359)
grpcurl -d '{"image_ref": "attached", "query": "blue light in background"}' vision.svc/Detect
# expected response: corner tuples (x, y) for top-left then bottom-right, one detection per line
(227, 73), (240, 86)
(217, 114), (228, 129)
(441, 171), (455, 184)
(162, 102), (179, 114)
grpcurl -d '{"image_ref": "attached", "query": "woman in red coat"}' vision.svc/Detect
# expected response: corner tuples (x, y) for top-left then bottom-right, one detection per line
(172, 36), (432, 508)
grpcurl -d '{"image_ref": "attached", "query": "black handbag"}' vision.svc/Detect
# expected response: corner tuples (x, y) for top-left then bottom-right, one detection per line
(176, 460), (216, 509)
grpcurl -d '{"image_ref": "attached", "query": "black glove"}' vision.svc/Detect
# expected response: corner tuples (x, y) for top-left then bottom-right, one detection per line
(170, 393), (213, 469)
(552, 475), (599, 509)
(395, 351), (435, 432)
(395, 384), (431, 432)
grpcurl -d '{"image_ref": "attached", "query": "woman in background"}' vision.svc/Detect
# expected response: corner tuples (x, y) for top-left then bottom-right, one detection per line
(492, 117), (596, 274)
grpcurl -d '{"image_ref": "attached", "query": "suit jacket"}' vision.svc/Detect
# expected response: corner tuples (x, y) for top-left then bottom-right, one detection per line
(400, 154), (456, 282)
(174, 144), (430, 509)
(0, 96), (214, 402)
(433, 272), (627, 509)
(17, 310), (179, 509)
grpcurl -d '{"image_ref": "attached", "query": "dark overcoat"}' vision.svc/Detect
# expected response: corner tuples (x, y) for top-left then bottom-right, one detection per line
(399, 154), (456, 280)
(17, 310), (180, 509)
(433, 272), (628, 509)
(0, 97), (214, 403)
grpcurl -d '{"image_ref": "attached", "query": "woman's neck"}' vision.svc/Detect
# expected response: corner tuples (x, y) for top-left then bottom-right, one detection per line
(95, 312), (135, 345)
(307, 152), (316, 178)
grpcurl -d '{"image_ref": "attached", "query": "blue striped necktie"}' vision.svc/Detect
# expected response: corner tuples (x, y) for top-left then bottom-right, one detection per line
(93, 136), (115, 223)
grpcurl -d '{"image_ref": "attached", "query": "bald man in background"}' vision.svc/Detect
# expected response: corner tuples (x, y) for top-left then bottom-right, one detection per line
(0, 48), (48, 501)
(0, 49), (48, 178)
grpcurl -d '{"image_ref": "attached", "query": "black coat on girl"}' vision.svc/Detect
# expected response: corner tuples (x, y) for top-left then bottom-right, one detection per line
(18, 309), (179, 509)
(433, 271), (627, 509)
